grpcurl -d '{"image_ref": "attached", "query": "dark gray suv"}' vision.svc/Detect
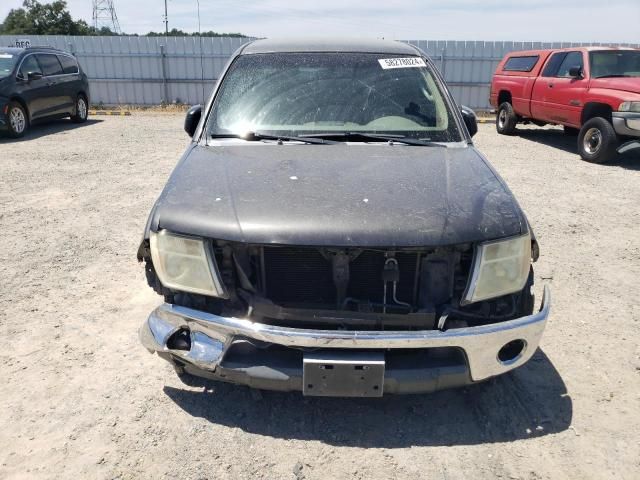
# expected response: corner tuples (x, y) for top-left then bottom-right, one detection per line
(0, 46), (90, 138)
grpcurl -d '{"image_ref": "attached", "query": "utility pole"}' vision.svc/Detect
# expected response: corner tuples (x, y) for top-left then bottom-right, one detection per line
(164, 0), (169, 35)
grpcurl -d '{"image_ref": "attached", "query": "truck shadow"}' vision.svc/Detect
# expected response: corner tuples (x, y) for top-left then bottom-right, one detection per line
(163, 348), (572, 448)
(516, 127), (640, 170)
(516, 128), (577, 154)
(0, 118), (102, 142)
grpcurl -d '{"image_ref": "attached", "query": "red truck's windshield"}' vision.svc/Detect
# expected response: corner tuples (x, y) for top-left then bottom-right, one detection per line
(590, 51), (640, 79)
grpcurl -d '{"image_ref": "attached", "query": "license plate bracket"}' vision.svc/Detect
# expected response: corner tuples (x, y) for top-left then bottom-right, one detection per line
(302, 351), (385, 397)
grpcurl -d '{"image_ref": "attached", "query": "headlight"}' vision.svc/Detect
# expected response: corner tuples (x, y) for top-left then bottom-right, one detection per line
(150, 230), (226, 297)
(619, 101), (640, 113)
(463, 233), (531, 304)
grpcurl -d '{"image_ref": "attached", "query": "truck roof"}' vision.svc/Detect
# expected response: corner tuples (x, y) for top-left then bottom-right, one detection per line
(0, 45), (67, 55)
(0, 47), (26, 54)
(505, 46), (639, 57)
(242, 37), (420, 55)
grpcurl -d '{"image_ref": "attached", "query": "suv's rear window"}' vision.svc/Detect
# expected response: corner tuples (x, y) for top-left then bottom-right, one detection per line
(36, 54), (63, 76)
(503, 56), (539, 72)
(57, 55), (79, 74)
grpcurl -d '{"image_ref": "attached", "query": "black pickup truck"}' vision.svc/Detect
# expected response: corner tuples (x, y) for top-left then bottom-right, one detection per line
(138, 38), (550, 397)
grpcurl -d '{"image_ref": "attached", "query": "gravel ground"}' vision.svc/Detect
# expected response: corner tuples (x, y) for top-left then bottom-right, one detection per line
(1, 115), (639, 480)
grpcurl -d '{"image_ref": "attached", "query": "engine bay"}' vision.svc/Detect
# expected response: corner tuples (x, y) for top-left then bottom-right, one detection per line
(144, 241), (533, 331)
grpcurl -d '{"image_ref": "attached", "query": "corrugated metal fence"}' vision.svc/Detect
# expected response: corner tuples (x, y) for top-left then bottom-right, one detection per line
(0, 35), (251, 105)
(2, 35), (639, 110)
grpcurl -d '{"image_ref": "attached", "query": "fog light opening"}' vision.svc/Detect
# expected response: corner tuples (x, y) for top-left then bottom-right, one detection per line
(167, 328), (191, 351)
(498, 339), (526, 364)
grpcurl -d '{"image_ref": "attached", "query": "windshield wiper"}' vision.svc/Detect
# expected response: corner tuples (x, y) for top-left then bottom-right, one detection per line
(300, 132), (445, 147)
(210, 131), (337, 145)
(595, 74), (633, 78)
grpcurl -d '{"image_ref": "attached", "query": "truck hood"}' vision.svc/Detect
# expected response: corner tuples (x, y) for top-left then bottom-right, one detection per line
(150, 143), (525, 247)
(590, 77), (640, 96)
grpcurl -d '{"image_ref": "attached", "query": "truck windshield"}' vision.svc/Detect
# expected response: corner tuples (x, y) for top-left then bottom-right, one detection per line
(0, 52), (18, 78)
(207, 53), (462, 142)
(590, 50), (640, 78)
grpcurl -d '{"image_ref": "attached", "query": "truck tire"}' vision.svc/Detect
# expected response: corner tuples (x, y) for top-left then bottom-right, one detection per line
(496, 102), (517, 135)
(6, 101), (28, 138)
(577, 117), (618, 163)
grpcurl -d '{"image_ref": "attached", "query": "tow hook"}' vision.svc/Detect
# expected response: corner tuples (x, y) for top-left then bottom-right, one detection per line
(617, 140), (640, 154)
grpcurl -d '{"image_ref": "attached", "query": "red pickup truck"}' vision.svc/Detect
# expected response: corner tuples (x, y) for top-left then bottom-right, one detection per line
(490, 47), (640, 163)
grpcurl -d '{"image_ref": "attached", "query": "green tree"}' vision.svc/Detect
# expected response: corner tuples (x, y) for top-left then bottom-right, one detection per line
(0, 0), (245, 37)
(0, 0), (94, 35)
(145, 29), (246, 38)
(0, 5), (32, 34)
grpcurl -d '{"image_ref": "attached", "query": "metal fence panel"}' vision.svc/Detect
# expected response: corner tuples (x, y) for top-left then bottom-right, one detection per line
(1, 35), (638, 109)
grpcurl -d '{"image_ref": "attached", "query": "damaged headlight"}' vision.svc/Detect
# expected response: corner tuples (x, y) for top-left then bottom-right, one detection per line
(150, 230), (226, 297)
(463, 233), (531, 304)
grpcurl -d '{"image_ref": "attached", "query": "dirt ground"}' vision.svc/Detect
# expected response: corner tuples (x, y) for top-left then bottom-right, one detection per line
(1, 115), (639, 480)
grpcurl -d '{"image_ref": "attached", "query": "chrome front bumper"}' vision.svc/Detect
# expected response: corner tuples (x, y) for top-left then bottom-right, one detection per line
(141, 285), (550, 387)
(612, 112), (640, 138)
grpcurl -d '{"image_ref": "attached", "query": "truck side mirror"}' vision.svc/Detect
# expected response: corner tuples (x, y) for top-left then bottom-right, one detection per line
(569, 66), (583, 78)
(460, 105), (478, 138)
(184, 104), (202, 137)
(27, 71), (43, 81)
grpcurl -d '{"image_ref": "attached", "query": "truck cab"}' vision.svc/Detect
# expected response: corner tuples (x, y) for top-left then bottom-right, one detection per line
(490, 47), (640, 163)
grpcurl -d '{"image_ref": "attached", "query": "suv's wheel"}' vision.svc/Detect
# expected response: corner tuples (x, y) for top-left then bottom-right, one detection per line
(577, 117), (618, 163)
(6, 101), (28, 138)
(71, 95), (88, 123)
(496, 102), (517, 135)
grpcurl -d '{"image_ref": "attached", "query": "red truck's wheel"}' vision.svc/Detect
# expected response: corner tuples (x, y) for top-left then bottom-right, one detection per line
(496, 102), (517, 135)
(577, 117), (618, 163)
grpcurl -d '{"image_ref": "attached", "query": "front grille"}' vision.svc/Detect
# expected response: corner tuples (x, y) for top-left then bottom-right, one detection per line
(263, 247), (335, 304)
(349, 250), (417, 305)
(263, 247), (419, 307)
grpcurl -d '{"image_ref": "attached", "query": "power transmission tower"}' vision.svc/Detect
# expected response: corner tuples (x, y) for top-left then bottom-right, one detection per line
(92, 0), (122, 34)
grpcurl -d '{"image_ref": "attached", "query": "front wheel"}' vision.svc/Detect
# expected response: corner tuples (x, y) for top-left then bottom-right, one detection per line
(71, 95), (88, 123)
(577, 117), (618, 163)
(6, 101), (28, 138)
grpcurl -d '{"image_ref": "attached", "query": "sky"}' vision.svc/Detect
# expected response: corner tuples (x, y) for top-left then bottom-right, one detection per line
(1, 0), (639, 43)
